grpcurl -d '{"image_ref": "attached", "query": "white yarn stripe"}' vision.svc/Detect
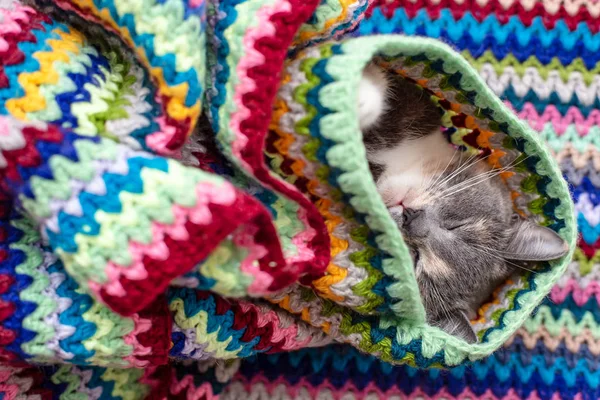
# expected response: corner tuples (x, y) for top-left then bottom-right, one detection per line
(479, 64), (600, 105)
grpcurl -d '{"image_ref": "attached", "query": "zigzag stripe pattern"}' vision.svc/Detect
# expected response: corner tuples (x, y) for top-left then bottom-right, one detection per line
(0, 197), (36, 364)
(357, 8), (600, 68)
(168, 288), (331, 361)
(45, 0), (206, 150)
(267, 43), (386, 314)
(292, 0), (370, 49)
(0, 7), (294, 311)
(464, 52), (600, 85)
(227, 344), (600, 400)
(0, 183), (332, 371)
(0, 362), (238, 400)
(0, 7), (166, 152)
(0, 197), (171, 367)
(0, 115), (291, 315)
(222, 1), (600, 399)
(0, 167), (331, 371)
(368, 0), (600, 32)
(480, 66), (600, 107)
(0, 0), (590, 397)
(209, 0), (331, 283)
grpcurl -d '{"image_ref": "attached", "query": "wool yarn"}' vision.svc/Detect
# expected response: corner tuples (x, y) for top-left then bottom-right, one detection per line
(0, 0), (578, 397)
(220, 1), (600, 399)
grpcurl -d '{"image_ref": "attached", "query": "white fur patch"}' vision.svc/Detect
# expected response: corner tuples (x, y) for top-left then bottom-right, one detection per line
(372, 132), (456, 207)
(357, 64), (389, 131)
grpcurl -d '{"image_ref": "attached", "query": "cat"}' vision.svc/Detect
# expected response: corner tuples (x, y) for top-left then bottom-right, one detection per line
(358, 63), (569, 343)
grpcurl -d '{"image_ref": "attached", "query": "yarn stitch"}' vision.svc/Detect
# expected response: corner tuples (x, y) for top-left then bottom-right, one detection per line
(0, 0), (579, 397)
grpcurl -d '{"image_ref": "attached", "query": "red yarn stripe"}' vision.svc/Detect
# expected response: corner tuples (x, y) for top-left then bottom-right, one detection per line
(236, 0), (330, 284)
(135, 295), (171, 366)
(100, 191), (288, 316)
(366, 0), (600, 33)
(0, 192), (20, 366)
(579, 236), (599, 259)
(0, 6), (50, 90)
(142, 365), (173, 400)
(196, 292), (297, 354)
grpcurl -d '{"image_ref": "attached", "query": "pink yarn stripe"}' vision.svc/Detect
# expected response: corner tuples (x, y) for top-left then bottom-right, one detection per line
(551, 279), (600, 306)
(123, 313), (154, 368)
(0, 367), (28, 400)
(0, 3), (34, 31)
(146, 114), (180, 157)
(236, 302), (315, 351)
(232, 225), (274, 295)
(170, 376), (219, 400)
(88, 181), (238, 298)
(0, 7), (31, 54)
(0, 384), (20, 400)
(504, 102), (600, 136)
(230, 0), (317, 265)
(231, 376), (576, 400)
(507, 326), (600, 354)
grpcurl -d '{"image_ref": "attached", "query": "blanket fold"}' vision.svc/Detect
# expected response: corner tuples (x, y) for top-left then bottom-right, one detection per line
(0, 0), (577, 397)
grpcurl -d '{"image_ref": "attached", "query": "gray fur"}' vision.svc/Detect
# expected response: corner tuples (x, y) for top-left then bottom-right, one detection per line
(364, 73), (569, 343)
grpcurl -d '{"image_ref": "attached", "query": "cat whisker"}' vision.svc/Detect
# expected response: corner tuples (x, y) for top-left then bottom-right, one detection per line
(471, 243), (515, 258)
(471, 244), (537, 274)
(437, 169), (502, 199)
(435, 167), (502, 199)
(437, 166), (499, 194)
(429, 152), (482, 193)
(436, 152), (478, 183)
(434, 285), (453, 322)
(423, 277), (453, 322)
(438, 155), (531, 199)
(438, 152), (490, 189)
(434, 151), (528, 197)
(428, 150), (457, 191)
(420, 161), (442, 196)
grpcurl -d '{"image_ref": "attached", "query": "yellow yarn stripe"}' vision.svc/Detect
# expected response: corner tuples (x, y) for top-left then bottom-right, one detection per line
(69, 0), (200, 127)
(6, 28), (85, 120)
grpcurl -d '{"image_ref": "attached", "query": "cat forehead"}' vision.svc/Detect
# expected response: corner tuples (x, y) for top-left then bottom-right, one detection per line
(435, 187), (505, 218)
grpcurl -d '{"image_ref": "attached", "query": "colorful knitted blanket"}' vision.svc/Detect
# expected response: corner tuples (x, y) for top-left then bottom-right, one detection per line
(0, 0), (580, 398)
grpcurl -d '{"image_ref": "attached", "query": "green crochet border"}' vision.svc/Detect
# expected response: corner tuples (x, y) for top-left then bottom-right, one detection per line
(319, 35), (577, 360)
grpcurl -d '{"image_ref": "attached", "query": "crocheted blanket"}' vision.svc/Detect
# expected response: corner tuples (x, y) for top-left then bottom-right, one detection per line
(223, 2), (600, 399)
(0, 0), (579, 398)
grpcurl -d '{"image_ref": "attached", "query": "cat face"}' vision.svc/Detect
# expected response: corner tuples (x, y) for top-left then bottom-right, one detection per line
(386, 158), (568, 343)
(358, 62), (569, 342)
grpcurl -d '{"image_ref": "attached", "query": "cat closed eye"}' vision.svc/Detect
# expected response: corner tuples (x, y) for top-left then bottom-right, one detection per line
(445, 222), (467, 231)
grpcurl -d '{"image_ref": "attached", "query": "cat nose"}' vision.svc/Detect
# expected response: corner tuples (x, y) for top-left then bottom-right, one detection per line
(403, 208), (423, 226)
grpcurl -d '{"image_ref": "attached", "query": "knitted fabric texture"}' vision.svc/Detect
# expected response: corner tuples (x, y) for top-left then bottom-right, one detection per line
(220, 1), (600, 398)
(0, 0), (577, 398)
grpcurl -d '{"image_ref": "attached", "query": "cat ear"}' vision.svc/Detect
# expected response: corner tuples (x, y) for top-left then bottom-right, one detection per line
(436, 311), (477, 343)
(504, 218), (569, 261)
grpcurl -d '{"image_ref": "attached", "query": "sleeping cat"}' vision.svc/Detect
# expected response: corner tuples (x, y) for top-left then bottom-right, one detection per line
(358, 63), (569, 343)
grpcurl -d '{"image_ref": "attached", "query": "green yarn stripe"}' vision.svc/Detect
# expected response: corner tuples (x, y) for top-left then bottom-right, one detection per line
(81, 301), (135, 368)
(13, 217), (59, 362)
(463, 51), (600, 84)
(113, 0), (205, 79)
